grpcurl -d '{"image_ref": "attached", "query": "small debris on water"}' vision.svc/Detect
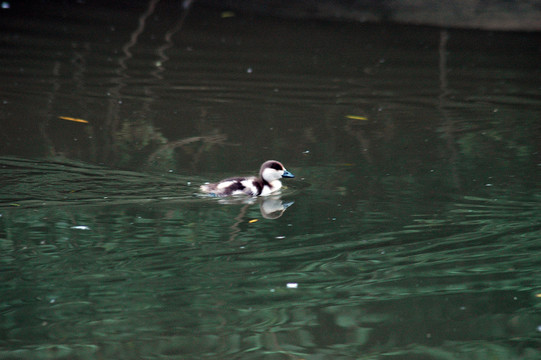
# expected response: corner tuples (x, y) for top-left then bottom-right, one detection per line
(71, 225), (91, 230)
(58, 116), (89, 124)
(346, 115), (368, 120)
(221, 11), (235, 18)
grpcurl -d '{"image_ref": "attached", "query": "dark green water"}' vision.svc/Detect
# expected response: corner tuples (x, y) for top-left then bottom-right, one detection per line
(1, 1), (540, 359)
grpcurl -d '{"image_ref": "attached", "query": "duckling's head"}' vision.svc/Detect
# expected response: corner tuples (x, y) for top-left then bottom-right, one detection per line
(260, 160), (295, 182)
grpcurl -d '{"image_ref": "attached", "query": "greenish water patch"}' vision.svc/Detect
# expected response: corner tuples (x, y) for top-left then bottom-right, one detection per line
(1, 158), (540, 359)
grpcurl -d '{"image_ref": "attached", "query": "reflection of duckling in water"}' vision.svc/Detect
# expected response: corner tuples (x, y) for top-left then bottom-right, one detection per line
(259, 197), (294, 219)
(224, 197), (294, 241)
(216, 196), (294, 219)
(200, 160), (294, 197)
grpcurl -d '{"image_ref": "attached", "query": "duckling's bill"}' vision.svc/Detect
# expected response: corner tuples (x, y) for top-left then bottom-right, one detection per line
(282, 170), (294, 178)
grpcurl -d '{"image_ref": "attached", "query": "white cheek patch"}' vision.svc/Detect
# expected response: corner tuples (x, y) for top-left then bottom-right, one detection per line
(262, 168), (282, 182)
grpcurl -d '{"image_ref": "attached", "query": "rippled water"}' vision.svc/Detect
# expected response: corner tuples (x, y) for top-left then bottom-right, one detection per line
(1, 1), (540, 359)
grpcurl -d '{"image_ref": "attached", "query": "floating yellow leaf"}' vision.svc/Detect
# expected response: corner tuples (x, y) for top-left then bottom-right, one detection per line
(9, 203), (21, 207)
(58, 116), (89, 124)
(346, 115), (368, 120)
(221, 11), (235, 18)
(248, 219), (259, 223)
(536, 293), (541, 298)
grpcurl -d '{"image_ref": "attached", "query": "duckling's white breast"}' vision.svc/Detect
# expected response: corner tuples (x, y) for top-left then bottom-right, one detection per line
(260, 180), (282, 196)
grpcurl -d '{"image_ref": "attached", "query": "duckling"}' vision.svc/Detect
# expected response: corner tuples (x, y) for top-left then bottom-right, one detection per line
(200, 160), (294, 197)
